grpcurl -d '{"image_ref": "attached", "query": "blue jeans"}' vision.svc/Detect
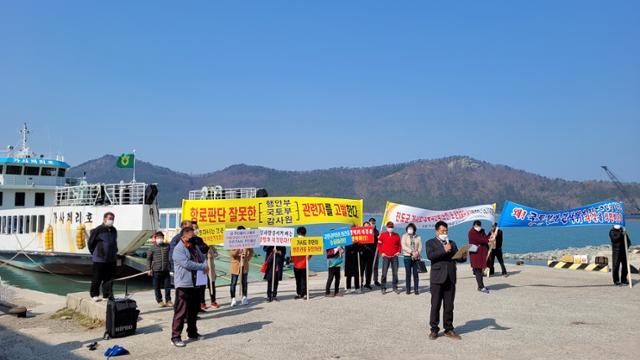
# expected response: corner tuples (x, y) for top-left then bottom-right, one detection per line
(403, 257), (419, 293)
(153, 271), (172, 302)
(230, 274), (248, 298)
(381, 256), (399, 290)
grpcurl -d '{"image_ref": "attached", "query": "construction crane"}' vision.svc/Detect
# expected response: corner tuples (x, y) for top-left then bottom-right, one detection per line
(601, 166), (640, 213)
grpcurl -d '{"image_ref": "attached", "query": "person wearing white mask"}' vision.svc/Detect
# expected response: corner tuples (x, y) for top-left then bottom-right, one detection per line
(401, 223), (422, 295)
(468, 220), (491, 293)
(378, 221), (402, 294)
(147, 231), (172, 307)
(426, 221), (464, 340)
(88, 212), (118, 302)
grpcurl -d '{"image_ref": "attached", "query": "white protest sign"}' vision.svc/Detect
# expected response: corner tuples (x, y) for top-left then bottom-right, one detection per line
(259, 227), (294, 247)
(223, 228), (261, 249)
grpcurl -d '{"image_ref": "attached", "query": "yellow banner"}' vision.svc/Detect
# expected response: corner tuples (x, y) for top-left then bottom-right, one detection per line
(182, 197), (363, 229)
(291, 237), (324, 256)
(198, 223), (226, 245)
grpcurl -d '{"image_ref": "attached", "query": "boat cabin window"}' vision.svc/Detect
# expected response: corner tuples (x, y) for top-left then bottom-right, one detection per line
(25, 166), (40, 176)
(0, 191), (3, 206)
(15, 192), (25, 206)
(0, 165), (4, 174)
(38, 215), (45, 233)
(58, 168), (66, 177)
(18, 216), (23, 234)
(31, 215), (37, 233)
(42, 167), (57, 176)
(35, 192), (45, 206)
(6, 165), (22, 175)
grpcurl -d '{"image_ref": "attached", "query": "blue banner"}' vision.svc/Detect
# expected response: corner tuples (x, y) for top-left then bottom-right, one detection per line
(323, 227), (353, 250)
(497, 200), (625, 228)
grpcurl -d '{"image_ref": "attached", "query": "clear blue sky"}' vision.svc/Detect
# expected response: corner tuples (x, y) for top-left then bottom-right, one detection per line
(1, 1), (638, 181)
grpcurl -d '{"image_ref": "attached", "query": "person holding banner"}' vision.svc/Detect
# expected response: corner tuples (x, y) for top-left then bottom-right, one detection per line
(426, 221), (464, 340)
(325, 246), (344, 297)
(369, 218), (381, 287)
(171, 227), (208, 347)
(360, 221), (376, 290)
(468, 220), (491, 294)
(379, 221), (402, 294)
(192, 223), (219, 310)
(609, 225), (631, 286)
(401, 223), (422, 295)
(487, 223), (508, 277)
(263, 245), (286, 302)
(229, 245), (254, 306)
(291, 227), (310, 300)
(345, 241), (362, 294)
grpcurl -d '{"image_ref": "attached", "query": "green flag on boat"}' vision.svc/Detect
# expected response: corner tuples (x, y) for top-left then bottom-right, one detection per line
(116, 153), (135, 168)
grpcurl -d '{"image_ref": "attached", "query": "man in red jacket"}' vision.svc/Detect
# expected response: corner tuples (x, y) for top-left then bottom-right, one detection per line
(378, 221), (402, 294)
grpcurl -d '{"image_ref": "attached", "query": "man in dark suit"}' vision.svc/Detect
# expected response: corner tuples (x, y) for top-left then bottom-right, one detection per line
(426, 221), (465, 340)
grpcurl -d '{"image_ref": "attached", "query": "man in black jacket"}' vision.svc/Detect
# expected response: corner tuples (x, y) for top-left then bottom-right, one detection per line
(488, 223), (508, 277)
(426, 221), (465, 340)
(609, 225), (631, 286)
(88, 212), (118, 302)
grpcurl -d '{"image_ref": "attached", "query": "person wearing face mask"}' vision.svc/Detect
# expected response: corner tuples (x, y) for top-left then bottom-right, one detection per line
(401, 223), (422, 295)
(426, 221), (465, 340)
(468, 220), (491, 293)
(378, 221), (402, 294)
(88, 212), (118, 302)
(171, 227), (209, 347)
(291, 226), (310, 299)
(191, 222), (219, 310)
(170, 220), (193, 272)
(229, 226), (254, 306)
(147, 231), (172, 307)
(360, 221), (375, 290)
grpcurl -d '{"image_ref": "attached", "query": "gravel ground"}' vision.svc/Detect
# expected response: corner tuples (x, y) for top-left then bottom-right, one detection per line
(1, 264), (639, 360)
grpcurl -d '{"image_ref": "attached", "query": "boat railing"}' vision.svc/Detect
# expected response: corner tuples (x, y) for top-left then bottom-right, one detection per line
(188, 186), (259, 200)
(55, 182), (149, 206)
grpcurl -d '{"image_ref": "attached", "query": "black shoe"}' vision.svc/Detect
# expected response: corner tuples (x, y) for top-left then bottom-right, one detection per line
(267, 297), (273, 302)
(374, 281), (381, 287)
(273, 297), (279, 302)
(414, 291), (419, 295)
(406, 291), (411, 295)
(294, 295), (301, 300)
(188, 334), (203, 341)
(364, 285), (372, 290)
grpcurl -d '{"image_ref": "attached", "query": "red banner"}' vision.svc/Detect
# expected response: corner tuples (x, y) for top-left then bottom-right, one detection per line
(350, 226), (374, 244)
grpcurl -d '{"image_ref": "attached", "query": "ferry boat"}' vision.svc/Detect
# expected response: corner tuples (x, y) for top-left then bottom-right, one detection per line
(0, 124), (159, 275)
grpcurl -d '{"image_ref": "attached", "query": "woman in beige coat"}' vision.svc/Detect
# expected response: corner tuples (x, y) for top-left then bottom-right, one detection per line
(401, 223), (422, 295)
(229, 247), (254, 306)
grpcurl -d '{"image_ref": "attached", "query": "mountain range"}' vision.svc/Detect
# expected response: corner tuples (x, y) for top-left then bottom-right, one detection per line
(68, 155), (640, 213)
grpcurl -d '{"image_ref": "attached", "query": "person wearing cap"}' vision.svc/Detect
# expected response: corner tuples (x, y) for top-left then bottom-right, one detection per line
(609, 224), (631, 286)
(171, 227), (208, 348)
(426, 220), (465, 340)
(378, 221), (402, 294)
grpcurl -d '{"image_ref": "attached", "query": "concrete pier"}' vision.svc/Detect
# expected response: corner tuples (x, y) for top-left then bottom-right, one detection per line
(1, 264), (639, 359)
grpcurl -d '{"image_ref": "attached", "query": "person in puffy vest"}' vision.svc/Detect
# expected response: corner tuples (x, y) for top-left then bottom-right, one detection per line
(147, 231), (172, 307)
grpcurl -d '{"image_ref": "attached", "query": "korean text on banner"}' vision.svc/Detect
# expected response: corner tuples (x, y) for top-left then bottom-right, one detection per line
(350, 226), (374, 244)
(223, 229), (261, 250)
(259, 227), (294, 247)
(382, 202), (496, 229)
(497, 200), (625, 228)
(291, 237), (324, 256)
(323, 227), (353, 250)
(198, 223), (226, 245)
(183, 197), (363, 229)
